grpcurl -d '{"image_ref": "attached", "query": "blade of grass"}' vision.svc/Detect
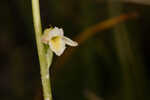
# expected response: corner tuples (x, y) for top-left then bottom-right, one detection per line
(107, 1), (147, 100)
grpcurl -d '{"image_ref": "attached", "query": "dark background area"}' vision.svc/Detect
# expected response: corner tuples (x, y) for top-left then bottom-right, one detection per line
(0, 0), (150, 100)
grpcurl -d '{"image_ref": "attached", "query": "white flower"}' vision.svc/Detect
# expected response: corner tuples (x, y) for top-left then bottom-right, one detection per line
(41, 27), (78, 56)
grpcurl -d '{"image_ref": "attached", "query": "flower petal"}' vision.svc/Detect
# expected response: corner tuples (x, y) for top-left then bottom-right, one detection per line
(63, 36), (78, 46)
(49, 36), (66, 56)
(41, 28), (53, 44)
(59, 28), (64, 36)
(49, 27), (64, 39)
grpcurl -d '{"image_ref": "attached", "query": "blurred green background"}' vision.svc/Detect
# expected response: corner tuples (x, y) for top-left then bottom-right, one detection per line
(0, 0), (150, 100)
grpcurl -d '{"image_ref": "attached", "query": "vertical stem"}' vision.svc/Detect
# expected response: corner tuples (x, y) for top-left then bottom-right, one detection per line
(32, 0), (53, 100)
(107, 2), (135, 100)
(107, 1), (146, 100)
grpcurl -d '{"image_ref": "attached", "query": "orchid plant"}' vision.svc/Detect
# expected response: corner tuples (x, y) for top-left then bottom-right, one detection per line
(31, 0), (78, 100)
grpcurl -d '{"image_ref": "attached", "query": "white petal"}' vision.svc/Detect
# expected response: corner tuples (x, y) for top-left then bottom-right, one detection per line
(49, 27), (64, 39)
(63, 36), (78, 46)
(59, 28), (64, 36)
(49, 36), (66, 56)
(41, 28), (53, 44)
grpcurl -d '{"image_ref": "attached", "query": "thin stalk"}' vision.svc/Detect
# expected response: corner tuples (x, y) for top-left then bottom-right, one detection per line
(32, 0), (53, 100)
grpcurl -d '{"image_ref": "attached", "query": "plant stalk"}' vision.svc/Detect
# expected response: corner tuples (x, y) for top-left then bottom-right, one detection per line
(32, 0), (53, 100)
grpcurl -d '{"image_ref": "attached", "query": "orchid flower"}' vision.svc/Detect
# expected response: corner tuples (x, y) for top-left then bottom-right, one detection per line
(41, 27), (78, 56)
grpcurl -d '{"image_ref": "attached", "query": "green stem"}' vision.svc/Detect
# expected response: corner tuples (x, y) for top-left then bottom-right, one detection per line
(32, 0), (53, 100)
